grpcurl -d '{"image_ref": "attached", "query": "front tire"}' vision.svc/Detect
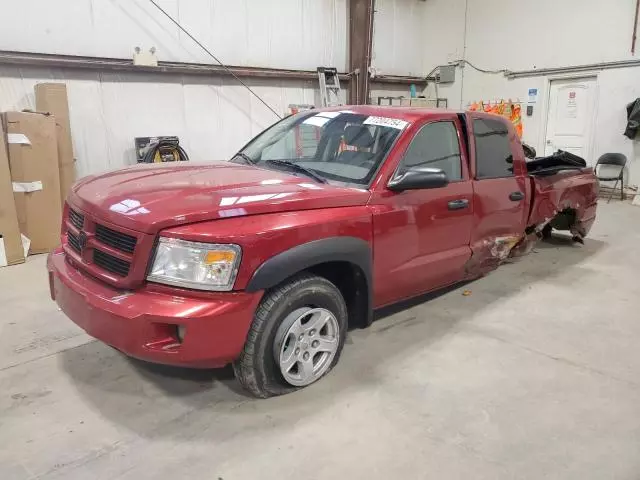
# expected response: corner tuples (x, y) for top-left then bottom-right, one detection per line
(233, 273), (348, 398)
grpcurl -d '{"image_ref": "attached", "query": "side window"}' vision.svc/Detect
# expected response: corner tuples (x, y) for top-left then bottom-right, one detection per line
(398, 121), (462, 181)
(473, 118), (514, 179)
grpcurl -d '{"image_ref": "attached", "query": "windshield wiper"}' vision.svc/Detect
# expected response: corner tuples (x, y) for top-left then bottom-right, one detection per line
(231, 152), (257, 165)
(265, 160), (327, 183)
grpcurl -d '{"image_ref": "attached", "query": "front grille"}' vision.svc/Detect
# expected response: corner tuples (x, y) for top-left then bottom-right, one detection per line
(67, 231), (81, 253)
(95, 224), (137, 254)
(93, 250), (131, 277)
(63, 203), (148, 285)
(68, 208), (84, 230)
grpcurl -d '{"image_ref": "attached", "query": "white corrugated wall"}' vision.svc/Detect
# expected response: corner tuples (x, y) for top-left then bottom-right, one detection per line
(1, 0), (348, 70)
(372, 0), (426, 77)
(421, 0), (640, 186)
(0, 0), (425, 177)
(0, 67), (323, 176)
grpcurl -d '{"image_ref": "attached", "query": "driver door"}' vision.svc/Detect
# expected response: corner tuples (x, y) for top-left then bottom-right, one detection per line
(371, 116), (474, 307)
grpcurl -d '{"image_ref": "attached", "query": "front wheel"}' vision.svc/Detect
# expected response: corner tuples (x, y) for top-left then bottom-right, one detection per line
(233, 273), (348, 398)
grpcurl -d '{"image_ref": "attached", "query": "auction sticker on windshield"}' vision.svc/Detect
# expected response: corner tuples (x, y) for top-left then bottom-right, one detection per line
(363, 116), (409, 130)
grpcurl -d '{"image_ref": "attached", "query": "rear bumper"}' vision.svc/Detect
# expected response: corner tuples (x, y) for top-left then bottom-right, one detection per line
(47, 248), (263, 368)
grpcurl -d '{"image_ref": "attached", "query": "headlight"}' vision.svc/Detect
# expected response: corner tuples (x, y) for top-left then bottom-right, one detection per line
(147, 238), (241, 291)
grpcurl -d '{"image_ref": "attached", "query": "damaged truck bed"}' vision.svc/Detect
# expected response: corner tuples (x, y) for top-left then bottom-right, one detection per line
(461, 131), (598, 277)
(518, 149), (596, 249)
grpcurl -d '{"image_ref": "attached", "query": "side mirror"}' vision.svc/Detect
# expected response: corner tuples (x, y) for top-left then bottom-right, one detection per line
(388, 167), (449, 192)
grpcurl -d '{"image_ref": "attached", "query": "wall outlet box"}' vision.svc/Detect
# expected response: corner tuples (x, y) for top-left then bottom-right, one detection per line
(133, 49), (158, 67)
(438, 65), (456, 84)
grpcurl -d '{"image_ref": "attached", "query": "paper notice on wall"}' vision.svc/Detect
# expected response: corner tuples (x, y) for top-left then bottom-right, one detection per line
(565, 91), (578, 119)
(0, 238), (7, 267)
(12, 181), (43, 193)
(7, 133), (31, 145)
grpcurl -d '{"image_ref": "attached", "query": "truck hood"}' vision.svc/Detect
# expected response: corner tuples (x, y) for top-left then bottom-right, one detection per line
(69, 161), (371, 233)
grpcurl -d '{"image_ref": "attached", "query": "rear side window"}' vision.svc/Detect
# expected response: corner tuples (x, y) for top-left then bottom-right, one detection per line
(398, 121), (462, 181)
(473, 118), (514, 179)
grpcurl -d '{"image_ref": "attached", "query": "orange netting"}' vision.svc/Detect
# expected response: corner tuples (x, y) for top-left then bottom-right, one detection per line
(467, 99), (523, 138)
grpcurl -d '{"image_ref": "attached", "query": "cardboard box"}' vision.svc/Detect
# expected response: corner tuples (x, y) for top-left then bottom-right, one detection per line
(0, 121), (25, 266)
(35, 83), (76, 205)
(3, 111), (62, 254)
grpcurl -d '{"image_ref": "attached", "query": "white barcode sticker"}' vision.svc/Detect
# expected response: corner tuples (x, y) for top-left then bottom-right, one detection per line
(12, 181), (43, 193)
(7, 133), (31, 145)
(363, 116), (409, 130)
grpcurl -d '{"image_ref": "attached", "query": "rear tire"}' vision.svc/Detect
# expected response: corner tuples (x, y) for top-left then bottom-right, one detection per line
(233, 273), (348, 398)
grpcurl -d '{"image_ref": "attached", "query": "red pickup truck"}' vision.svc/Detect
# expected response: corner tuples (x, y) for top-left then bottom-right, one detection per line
(48, 106), (598, 397)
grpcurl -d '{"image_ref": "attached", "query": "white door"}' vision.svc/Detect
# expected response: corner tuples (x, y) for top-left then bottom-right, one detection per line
(544, 77), (597, 163)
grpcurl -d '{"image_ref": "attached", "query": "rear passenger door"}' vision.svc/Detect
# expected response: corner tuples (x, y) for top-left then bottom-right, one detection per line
(467, 114), (528, 267)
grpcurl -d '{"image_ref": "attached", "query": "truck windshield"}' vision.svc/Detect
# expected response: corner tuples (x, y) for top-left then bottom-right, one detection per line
(232, 111), (407, 186)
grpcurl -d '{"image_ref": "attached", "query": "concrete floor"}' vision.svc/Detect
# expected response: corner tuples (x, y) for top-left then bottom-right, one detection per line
(1, 201), (640, 479)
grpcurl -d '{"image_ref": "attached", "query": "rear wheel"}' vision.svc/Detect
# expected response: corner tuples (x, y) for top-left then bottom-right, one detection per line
(233, 273), (347, 398)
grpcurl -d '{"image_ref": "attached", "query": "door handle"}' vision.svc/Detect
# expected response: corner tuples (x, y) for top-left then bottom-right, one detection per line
(448, 199), (469, 210)
(509, 191), (525, 201)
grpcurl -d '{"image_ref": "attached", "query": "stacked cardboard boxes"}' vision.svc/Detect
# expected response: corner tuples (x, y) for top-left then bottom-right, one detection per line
(0, 120), (24, 266)
(35, 83), (76, 206)
(0, 83), (76, 266)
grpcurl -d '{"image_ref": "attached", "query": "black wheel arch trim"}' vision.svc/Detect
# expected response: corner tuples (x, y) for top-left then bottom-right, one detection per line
(245, 236), (374, 326)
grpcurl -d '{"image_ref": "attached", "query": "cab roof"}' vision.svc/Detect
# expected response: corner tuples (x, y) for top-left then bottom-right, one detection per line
(321, 105), (466, 123)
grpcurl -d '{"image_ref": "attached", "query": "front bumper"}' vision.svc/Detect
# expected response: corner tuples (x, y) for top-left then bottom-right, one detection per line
(47, 248), (263, 368)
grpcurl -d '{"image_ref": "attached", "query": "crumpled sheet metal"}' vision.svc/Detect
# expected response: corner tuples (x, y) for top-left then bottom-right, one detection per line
(464, 233), (523, 277)
(464, 173), (597, 278)
(465, 211), (590, 278)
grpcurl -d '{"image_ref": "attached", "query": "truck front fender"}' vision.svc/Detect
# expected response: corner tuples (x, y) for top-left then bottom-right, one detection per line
(245, 236), (373, 326)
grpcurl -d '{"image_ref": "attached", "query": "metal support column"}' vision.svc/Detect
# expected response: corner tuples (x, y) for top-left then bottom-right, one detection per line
(348, 0), (374, 105)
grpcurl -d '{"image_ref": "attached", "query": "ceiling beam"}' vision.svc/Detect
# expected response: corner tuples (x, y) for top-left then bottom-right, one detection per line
(0, 50), (424, 87)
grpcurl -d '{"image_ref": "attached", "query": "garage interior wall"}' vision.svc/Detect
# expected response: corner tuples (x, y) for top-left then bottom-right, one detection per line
(369, 0), (427, 102)
(0, 68), (322, 177)
(372, 0), (426, 77)
(0, 0), (419, 177)
(423, 0), (640, 186)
